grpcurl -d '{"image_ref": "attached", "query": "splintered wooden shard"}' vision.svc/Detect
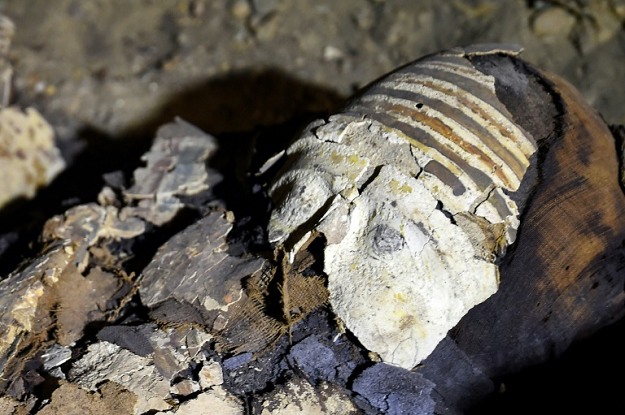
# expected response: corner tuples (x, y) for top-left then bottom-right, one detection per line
(267, 45), (538, 369)
(121, 118), (222, 226)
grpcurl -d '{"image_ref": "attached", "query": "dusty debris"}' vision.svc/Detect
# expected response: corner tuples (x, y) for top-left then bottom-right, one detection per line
(121, 118), (222, 226)
(258, 376), (358, 415)
(68, 324), (235, 414)
(69, 337), (177, 413)
(155, 386), (243, 415)
(55, 266), (126, 345)
(35, 381), (137, 415)
(267, 45), (537, 369)
(0, 117), (224, 399)
(0, 395), (28, 415)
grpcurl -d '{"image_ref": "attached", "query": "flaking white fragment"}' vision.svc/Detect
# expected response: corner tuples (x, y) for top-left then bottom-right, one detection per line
(268, 117), (512, 368)
(325, 166), (498, 368)
(268, 135), (370, 244)
(70, 325), (216, 415)
(69, 341), (171, 414)
(154, 387), (243, 415)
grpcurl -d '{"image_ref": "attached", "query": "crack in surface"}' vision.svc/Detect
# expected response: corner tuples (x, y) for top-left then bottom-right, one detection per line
(469, 183), (497, 215)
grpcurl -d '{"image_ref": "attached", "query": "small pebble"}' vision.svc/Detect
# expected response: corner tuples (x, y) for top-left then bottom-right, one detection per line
(531, 7), (575, 38)
(231, 0), (251, 19)
(223, 352), (253, 371)
(323, 45), (344, 61)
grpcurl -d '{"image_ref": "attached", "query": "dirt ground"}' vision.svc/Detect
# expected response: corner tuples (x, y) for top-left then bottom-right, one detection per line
(0, 0), (624, 414)
(4, 0), (625, 137)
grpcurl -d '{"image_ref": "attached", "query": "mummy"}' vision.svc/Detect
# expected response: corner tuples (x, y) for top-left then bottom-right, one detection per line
(267, 44), (541, 369)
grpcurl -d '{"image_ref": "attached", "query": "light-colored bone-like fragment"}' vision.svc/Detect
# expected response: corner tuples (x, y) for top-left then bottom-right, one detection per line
(258, 376), (358, 415)
(0, 107), (65, 208)
(154, 387), (243, 415)
(267, 45), (536, 369)
(199, 360), (224, 389)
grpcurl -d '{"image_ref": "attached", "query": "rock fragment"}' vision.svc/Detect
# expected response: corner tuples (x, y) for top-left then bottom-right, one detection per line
(40, 344), (72, 379)
(352, 364), (436, 415)
(287, 335), (346, 384)
(69, 341), (171, 413)
(170, 379), (201, 396)
(139, 210), (266, 331)
(198, 360), (224, 389)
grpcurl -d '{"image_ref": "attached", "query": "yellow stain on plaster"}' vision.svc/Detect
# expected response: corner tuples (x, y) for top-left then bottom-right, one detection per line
(389, 179), (413, 194)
